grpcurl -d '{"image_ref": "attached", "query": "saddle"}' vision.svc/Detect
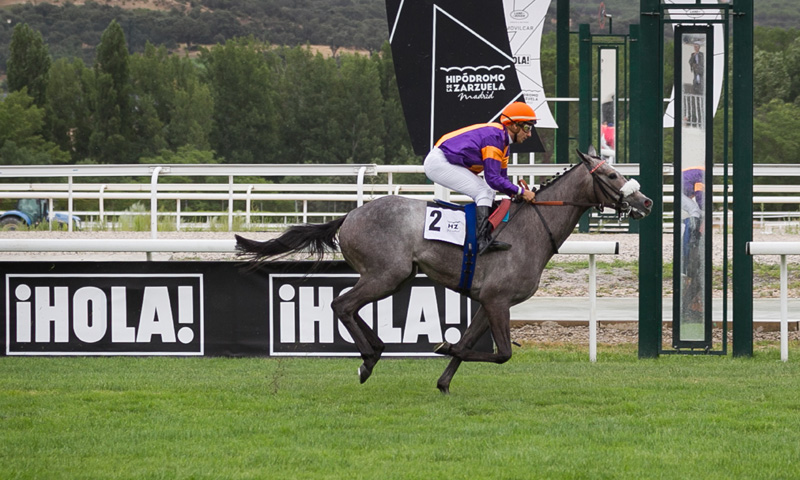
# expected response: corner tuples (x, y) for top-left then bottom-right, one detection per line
(429, 199), (511, 233)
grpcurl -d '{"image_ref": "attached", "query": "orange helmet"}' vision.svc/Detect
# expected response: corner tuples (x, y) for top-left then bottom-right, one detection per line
(500, 102), (537, 125)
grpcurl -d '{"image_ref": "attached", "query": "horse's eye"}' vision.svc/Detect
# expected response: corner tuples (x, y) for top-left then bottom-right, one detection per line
(608, 173), (618, 180)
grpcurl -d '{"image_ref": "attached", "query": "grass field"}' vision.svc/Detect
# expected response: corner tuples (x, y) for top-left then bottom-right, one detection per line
(2, 345), (800, 479)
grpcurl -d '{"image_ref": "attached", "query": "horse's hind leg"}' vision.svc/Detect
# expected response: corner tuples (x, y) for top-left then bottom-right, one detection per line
(331, 270), (413, 383)
(436, 306), (489, 394)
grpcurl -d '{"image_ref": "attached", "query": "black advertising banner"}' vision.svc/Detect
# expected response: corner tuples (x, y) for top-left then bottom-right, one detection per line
(387, 0), (522, 155)
(1, 262), (489, 357)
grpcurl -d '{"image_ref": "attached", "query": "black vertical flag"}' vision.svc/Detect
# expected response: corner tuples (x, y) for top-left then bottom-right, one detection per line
(387, 0), (544, 155)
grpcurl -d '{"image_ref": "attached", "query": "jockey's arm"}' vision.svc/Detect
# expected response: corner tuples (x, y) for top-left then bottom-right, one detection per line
(482, 158), (522, 198)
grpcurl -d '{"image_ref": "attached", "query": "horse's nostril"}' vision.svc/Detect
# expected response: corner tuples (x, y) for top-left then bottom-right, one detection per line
(644, 199), (653, 208)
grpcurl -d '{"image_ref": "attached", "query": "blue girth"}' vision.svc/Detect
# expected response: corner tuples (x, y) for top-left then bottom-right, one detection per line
(458, 203), (478, 294)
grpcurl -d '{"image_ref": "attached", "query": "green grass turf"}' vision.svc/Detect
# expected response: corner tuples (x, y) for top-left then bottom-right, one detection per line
(2, 345), (799, 479)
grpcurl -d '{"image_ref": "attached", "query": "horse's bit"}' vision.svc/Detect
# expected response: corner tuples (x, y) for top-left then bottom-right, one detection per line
(586, 159), (641, 217)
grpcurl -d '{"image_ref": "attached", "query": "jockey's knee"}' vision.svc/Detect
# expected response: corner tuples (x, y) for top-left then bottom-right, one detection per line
(475, 190), (495, 207)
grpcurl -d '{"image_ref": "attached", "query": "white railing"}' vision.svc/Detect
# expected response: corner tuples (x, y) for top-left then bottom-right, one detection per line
(2, 163), (800, 234)
(746, 242), (800, 363)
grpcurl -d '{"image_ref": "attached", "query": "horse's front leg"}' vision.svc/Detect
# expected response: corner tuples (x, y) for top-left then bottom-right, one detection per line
(436, 302), (512, 363)
(435, 306), (490, 394)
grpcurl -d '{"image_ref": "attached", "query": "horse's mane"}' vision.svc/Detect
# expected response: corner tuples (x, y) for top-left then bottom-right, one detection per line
(535, 162), (581, 193)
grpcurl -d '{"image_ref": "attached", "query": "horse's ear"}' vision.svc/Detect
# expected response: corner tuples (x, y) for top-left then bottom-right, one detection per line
(576, 148), (591, 165)
(587, 145), (598, 157)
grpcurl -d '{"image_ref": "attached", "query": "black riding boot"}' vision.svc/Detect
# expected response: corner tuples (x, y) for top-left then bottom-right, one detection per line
(476, 205), (510, 254)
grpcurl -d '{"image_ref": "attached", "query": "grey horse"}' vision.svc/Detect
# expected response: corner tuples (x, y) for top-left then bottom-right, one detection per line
(236, 148), (652, 393)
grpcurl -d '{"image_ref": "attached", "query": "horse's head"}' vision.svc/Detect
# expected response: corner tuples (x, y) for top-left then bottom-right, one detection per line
(576, 147), (653, 219)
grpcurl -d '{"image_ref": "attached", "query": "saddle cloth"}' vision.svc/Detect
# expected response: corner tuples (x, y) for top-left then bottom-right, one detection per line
(423, 199), (511, 246)
(423, 204), (466, 245)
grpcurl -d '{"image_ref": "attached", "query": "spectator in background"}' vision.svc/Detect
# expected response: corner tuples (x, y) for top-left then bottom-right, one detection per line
(688, 42), (705, 94)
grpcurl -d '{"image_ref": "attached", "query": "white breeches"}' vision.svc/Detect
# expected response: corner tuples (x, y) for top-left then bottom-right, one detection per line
(423, 147), (495, 207)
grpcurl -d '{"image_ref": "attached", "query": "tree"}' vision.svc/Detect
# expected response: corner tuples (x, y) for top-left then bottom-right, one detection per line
(785, 37), (800, 104)
(753, 48), (790, 107)
(330, 53), (385, 164)
(89, 20), (132, 163)
(201, 37), (279, 163)
(373, 42), (415, 165)
(45, 58), (92, 160)
(0, 89), (70, 165)
(272, 45), (340, 164)
(129, 43), (213, 153)
(7, 23), (52, 107)
(753, 100), (800, 165)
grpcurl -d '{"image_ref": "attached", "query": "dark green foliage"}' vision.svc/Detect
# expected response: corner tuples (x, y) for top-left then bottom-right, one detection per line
(200, 37), (279, 163)
(45, 58), (92, 159)
(0, 0), (799, 172)
(89, 20), (133, 163)
(0, 90), (70, 165)
(7, 23), (51, 107)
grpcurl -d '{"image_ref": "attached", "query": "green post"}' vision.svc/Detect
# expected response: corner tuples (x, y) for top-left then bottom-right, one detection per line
(578, 24), (591, 152)
(577, 24), (592, 232)
(637, 0), (663, 358)
(628, 25), (641, 234)
(556, 0), (570, 164)
(732, 0), (754, 357)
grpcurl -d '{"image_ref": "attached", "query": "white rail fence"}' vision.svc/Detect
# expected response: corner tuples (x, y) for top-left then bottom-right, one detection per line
(747, 242), (800, 363)
(2, 163), (800, 234)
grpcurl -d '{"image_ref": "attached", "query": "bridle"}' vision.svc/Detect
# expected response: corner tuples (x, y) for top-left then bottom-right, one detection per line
(582, 159), (640, 217)
(520, 159), (641, 217)
(507, 159), (641, 252)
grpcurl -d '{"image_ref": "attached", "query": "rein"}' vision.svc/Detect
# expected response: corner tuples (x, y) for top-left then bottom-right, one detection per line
(520, 179), (611, 211)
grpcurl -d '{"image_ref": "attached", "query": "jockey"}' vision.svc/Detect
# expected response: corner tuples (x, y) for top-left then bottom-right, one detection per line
(424, 101), (538, 254)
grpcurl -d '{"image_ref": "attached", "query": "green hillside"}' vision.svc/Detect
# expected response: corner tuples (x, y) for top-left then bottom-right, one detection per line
(0, 0), (796, 72)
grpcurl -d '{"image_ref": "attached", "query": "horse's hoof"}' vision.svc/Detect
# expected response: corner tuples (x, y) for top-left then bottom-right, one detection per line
(437, 383), (451, 395)
(433, 342), (451, 355)
(358, 364), (372, 384)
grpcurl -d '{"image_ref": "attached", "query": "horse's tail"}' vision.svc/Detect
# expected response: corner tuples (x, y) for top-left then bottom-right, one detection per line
(235, 215), (347, 263)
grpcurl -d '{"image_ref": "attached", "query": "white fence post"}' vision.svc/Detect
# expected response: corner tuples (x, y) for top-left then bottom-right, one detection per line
(246, 185), (253, 228)
(747, 241), (800, 362)
(556, 241), (619, 362)
(589, 253), (598, 362)
(228, 175), (234, 231)
(99, 184), (106, 227)
(68, 175), (74, 232)
(150, 166), (162, 241)
(357, 166), (367, 207)
(780, 254), (788, 362)
(176, 199), (182, 232)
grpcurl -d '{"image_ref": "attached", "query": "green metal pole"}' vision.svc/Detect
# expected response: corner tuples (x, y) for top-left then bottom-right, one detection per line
(628, 25), (640, 234)
(577, 24), (592, 233)
(556, 0), (570, 164)
(732, 0), (754, 357)
(637, 0), (663, 358)
(629, 25), (640, 168)
(578, 24), (591, 152)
